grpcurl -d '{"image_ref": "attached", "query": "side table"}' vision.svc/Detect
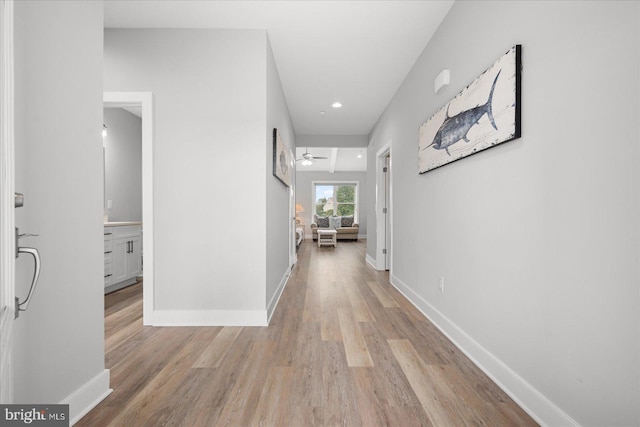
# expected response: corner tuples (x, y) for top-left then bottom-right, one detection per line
(317, 229), (337, 248)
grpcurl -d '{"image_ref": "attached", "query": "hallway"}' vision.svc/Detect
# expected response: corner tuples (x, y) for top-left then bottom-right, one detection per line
(78, 240), (537, 426)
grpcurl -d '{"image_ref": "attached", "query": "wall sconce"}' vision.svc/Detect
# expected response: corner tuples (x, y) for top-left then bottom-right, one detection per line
(102, 124), (108, 139)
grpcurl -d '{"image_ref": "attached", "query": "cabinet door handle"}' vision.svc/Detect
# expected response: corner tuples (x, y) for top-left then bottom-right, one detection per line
(126, 241), (130, 253)
(104, 274), (112, 278)
(104, 250), (112, 254)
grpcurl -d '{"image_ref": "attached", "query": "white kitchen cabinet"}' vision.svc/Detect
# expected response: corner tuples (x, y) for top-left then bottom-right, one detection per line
(104, 224), (142, 293)
(104, 231), (113, 288)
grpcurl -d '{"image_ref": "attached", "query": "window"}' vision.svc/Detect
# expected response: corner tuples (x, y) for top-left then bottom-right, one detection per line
(313, 182), (358, 221)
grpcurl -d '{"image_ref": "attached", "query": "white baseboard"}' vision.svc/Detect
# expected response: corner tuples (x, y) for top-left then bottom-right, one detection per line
(365, 253), (376, 270)
(153, 309), (268, 326)
(63, 369), (111, 426)
(267, 267), (290, 324)
(389, 274), (579, 427)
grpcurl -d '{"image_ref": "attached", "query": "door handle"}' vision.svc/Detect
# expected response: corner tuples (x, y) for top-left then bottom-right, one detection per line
(15, 246), (42, 319)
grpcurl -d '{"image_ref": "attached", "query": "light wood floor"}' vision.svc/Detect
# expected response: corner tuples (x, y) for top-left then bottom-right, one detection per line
(78, 240), (537, 426)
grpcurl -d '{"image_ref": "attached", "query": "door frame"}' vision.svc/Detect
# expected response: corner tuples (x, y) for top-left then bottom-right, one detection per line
(375, 142), (392, 272)
(0, 0), (14, 403)
(103, 92), (154, 325)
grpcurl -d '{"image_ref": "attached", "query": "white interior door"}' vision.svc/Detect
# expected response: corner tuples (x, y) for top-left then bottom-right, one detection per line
(289, 151), (297, 267)
(0, 0), (15, 403)
(384, 154), (391, 271)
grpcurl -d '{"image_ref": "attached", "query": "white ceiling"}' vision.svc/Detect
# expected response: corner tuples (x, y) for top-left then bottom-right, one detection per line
(296, 147), (366, 172)
(104, 0), (454, 137)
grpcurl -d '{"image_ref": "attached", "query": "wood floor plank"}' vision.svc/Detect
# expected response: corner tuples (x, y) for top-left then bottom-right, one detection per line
(104, 307), (144, 352)
(359, 322), (425, 408)
(192, 326), (243, 368)
(105, 327), (200, 409)
(388, 339), (466, 427)
(214, 340), (277, 427)
(337, 307), (374, 367)
(343, 280), (375, 322)
(108, 327), (220, 426)
(322, 340), (362, 426)
(302, 275), (322, 323)
(78, 240), (537, 427)
(250, 366), (294, 426)
(180, 327), (262, 426)
(351, 367), (394, 426)
(320, 306), (343, 341)
(368, 280), (400, 308)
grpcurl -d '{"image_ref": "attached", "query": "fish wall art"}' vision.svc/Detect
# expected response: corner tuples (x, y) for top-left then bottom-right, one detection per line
(273, 128), (292, 187)
(418, 45), (521, 173)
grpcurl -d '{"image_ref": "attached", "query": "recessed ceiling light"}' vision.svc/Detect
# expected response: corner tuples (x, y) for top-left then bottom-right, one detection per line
(320, 111), (325, 115)
(331, 102), (342, 109)
(357, 154), (362, 159)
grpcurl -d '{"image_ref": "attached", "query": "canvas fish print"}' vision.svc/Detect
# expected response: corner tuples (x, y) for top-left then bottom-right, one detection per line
(418, 45), (521, 173)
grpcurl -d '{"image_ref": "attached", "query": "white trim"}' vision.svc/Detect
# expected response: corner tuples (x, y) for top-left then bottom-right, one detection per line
(63, 369), (112, 426)
(365, 253), (376, 270)
(103, 92), (154, 325)
(375, 142), (391, 271)
(389, 273), (580, 427)
(267, 267), (290, 324)
(0, 0), (14, 404)
(153, 309), (268, 327)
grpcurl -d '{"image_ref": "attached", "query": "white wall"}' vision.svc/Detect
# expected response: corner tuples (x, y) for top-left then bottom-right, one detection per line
(367, 1), (639, 425)
(14, 0), (108, 419)
(296, 171), (367, 238)
(266, 37), (295, 317)
(296, 134), (368, 148)
(104, 29), (269, 322)
(103, 108), (142, 222)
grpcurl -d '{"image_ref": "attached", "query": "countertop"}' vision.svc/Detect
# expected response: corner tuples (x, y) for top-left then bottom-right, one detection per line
(104, 221), (143, 227)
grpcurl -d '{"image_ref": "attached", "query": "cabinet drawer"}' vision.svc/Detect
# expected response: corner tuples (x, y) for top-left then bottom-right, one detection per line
(104, 251), (112, 264)
(104, 263), (113, 287)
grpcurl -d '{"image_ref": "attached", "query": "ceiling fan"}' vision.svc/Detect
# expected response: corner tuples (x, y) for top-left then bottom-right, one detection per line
(296, 148), (328, 164)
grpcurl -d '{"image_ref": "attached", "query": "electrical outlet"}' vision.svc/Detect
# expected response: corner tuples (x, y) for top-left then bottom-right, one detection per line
(439, 277), (444, 292)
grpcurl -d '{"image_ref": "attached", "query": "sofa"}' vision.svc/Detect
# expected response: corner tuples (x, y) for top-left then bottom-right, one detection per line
(296, 227), (304, 247)
(311, 215), (359, 241)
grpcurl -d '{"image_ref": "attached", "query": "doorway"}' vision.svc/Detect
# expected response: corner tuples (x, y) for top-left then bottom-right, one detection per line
(375, 142), (391, 271)
(384, 154), (391, 271)
(103, 92), (154, 325)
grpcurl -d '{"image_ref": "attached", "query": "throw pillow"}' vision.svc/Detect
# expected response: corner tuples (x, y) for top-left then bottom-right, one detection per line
(316, 216), (329, 228)
(341, 215), (354, 227)
(329, 216), (342, 229)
